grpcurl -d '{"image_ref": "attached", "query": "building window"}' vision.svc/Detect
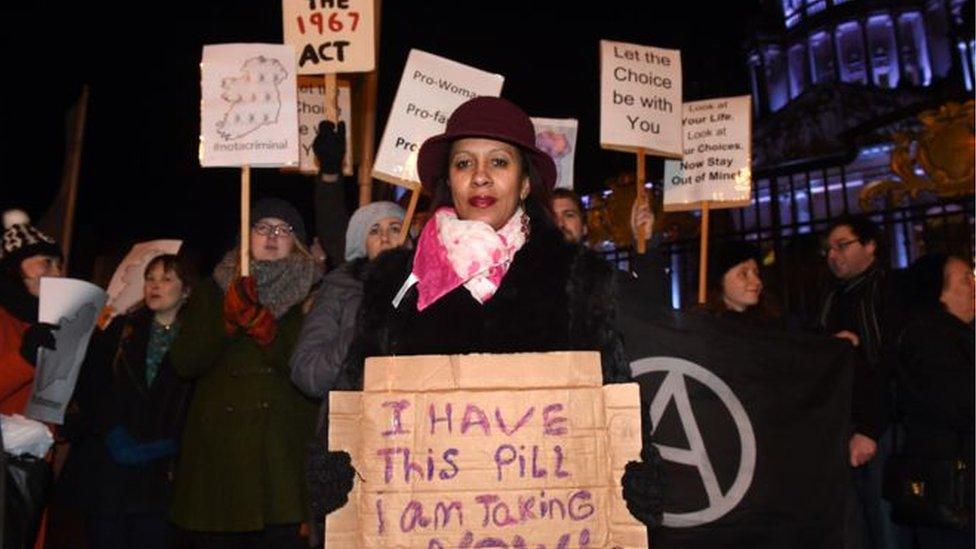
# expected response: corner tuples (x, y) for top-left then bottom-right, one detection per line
(788, 44), (808, 98)
(809, 31), (836, 83)
(748, 53), (764, 115)
(925, 0), (953, 78)
(782, 0), (803, 28)
(959, 41), (974, 91)
(867, 14), (899, 88)
(765, 46), (790, 112)
(806, 0), (827, 17)
(898, 12), (933, 86)
(836, 21), (868, 83)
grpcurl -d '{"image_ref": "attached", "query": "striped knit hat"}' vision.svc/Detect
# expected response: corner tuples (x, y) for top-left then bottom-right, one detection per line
(0, 209), (62, 269)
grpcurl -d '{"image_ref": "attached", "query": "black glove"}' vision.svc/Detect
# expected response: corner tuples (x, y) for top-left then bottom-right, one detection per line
(19, 322), (58, 365)
(312, 120), (346, 176)
(622, 443), (666, 528)
(306, 439), (355, 522)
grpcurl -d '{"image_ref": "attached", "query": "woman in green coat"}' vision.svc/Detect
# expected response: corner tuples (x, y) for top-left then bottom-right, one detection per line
(169, 198), (317, 548)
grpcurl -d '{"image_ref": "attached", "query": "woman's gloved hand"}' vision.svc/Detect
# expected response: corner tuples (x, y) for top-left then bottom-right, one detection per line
(19, 322), (59, 365)
(223, 276), (277, 346)
(312, 120), (346, 176)
(306, 438), (356, 522)
(622, 442), (666, 528)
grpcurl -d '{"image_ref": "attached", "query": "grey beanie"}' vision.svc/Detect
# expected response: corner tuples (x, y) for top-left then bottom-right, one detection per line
(345, 201), (406, 261)
(251, 197), (307, 244)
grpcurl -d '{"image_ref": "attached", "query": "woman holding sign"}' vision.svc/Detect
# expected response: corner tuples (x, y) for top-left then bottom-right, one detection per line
(168, 198), (317, 547)
(308, 97), (663, 530)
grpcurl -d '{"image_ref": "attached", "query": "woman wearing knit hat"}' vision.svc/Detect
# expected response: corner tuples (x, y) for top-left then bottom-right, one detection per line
(166, 197), (318, 545)
(703, 240), (772, 319)
(289, 200), (405, 542)
(0, 209), (65, 414)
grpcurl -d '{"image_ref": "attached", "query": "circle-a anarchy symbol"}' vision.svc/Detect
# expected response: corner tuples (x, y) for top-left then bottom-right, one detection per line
(630, 356), (756, 528)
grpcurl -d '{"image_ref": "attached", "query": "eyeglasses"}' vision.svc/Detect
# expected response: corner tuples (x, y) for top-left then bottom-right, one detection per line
(252, 222), (294, 237)
(821, 238), (860, 256)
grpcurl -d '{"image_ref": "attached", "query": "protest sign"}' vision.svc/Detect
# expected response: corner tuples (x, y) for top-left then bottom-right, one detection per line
(531, 118), (578, 190)
(282, 0), (375, 75)
(663, 95), (752, 212)
(600, 40), (682, 158)
(103, 239), (183, 324)
(326, 352), (647, 548)
(297, 77), (353, 175)
(26, 278), (108, 424)
(199, 43), (300, 168)
(372, 49), (504, 189)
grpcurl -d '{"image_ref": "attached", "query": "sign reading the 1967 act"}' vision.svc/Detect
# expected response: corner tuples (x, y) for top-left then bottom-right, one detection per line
(282, 0), (375, 74)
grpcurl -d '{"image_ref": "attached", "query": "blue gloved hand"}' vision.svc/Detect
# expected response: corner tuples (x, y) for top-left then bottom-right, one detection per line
(105, 426), (177, 467)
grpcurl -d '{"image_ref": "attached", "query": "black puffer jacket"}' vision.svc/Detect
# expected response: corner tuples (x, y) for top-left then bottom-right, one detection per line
(341, 209), (629, 389)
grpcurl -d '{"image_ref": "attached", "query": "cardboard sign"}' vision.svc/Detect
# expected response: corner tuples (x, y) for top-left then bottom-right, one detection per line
(199, 43), (300, 167)
(600, 40), (682, 158)
(26, 278), (108, 424)
(532, 117), (578, 190)
(326, 352), (647, 548)
(297, 78), (354, 175)
(282, 0), (375, 75)
(372, 50), (504, 189)
(663, 95), (752, 211)
(104, 240), (183, 322)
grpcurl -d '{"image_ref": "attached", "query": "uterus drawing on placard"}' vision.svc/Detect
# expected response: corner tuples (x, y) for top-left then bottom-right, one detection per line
(536, 130), (573, 187)
(216, 56), (289, 140)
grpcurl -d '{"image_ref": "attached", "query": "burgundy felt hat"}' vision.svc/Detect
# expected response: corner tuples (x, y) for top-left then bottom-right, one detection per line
(416, 96), (557, 194)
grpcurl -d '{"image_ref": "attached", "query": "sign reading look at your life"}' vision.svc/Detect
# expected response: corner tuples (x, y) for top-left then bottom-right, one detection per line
(282, 0), (375, 74)
(199, 44), (300, 167)
(600, 40), (682, 158)
(663, 95), (752, 211)
(372, 49), (504, 189)
(326, 352), (648, 548)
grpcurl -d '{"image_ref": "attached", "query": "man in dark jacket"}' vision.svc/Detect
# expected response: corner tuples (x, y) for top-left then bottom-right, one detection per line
(817, 215), (902, 548)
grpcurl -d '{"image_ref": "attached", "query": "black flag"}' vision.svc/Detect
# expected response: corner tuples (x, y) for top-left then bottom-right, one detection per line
(620, 306), (854, 548)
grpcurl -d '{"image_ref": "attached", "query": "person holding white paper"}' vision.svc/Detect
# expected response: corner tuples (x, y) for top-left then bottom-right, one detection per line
(0, 209), (64, 415)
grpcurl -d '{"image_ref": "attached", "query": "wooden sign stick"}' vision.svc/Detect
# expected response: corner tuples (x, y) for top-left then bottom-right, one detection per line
(397, 185), (421, 245)
(697, 200), (711, 304)
(240, 165), (251, 276)
(635, 148), (648, 254)
(323, 74), (339, 124)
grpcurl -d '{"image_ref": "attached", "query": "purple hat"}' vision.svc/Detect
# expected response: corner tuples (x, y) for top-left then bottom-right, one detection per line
(416, 97), (557, 195)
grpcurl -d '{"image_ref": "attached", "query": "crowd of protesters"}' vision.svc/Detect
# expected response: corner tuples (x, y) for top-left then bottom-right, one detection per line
(0, 97), (972, 549)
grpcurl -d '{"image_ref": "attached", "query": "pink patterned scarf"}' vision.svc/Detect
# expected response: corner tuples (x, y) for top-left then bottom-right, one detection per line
(408, 207), (528, 311)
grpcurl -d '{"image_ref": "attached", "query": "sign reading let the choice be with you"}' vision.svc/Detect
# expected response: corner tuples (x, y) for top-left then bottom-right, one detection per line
(326, 352), (648, 548)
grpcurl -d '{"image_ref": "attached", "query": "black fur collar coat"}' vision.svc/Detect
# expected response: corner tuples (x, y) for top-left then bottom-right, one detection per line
(342, 213), (628, 388)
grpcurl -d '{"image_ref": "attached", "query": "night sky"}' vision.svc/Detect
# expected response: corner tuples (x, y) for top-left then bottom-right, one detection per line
(1, 1), (764, 275)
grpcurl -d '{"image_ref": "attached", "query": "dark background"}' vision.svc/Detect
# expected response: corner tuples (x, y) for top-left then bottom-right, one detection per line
(0, 1), (764, 276)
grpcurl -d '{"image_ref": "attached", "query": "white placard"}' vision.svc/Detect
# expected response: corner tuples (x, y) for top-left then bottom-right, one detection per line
(26, 278), (108, 425)
(104, 240), (183, 321)
(282, 0), (375, 75)
(297, 80), (354, 175)
(531, 117), (578, 190)
(664, 95), (752, 211)
(372, 49), (504, 189)
(600, 40), (682, 158)
(199, 44), (300, 167)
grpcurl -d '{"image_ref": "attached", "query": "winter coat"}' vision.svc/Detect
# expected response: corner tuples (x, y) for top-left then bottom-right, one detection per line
(56, 307), (192, 517)
(894, 307), (975, 469)
(0, 306), (34, 415)
(167, 280), (316, 532)
(342, 214), (629, 390)
(290, 259), (366, 435)
(817, 264), (903, 440)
